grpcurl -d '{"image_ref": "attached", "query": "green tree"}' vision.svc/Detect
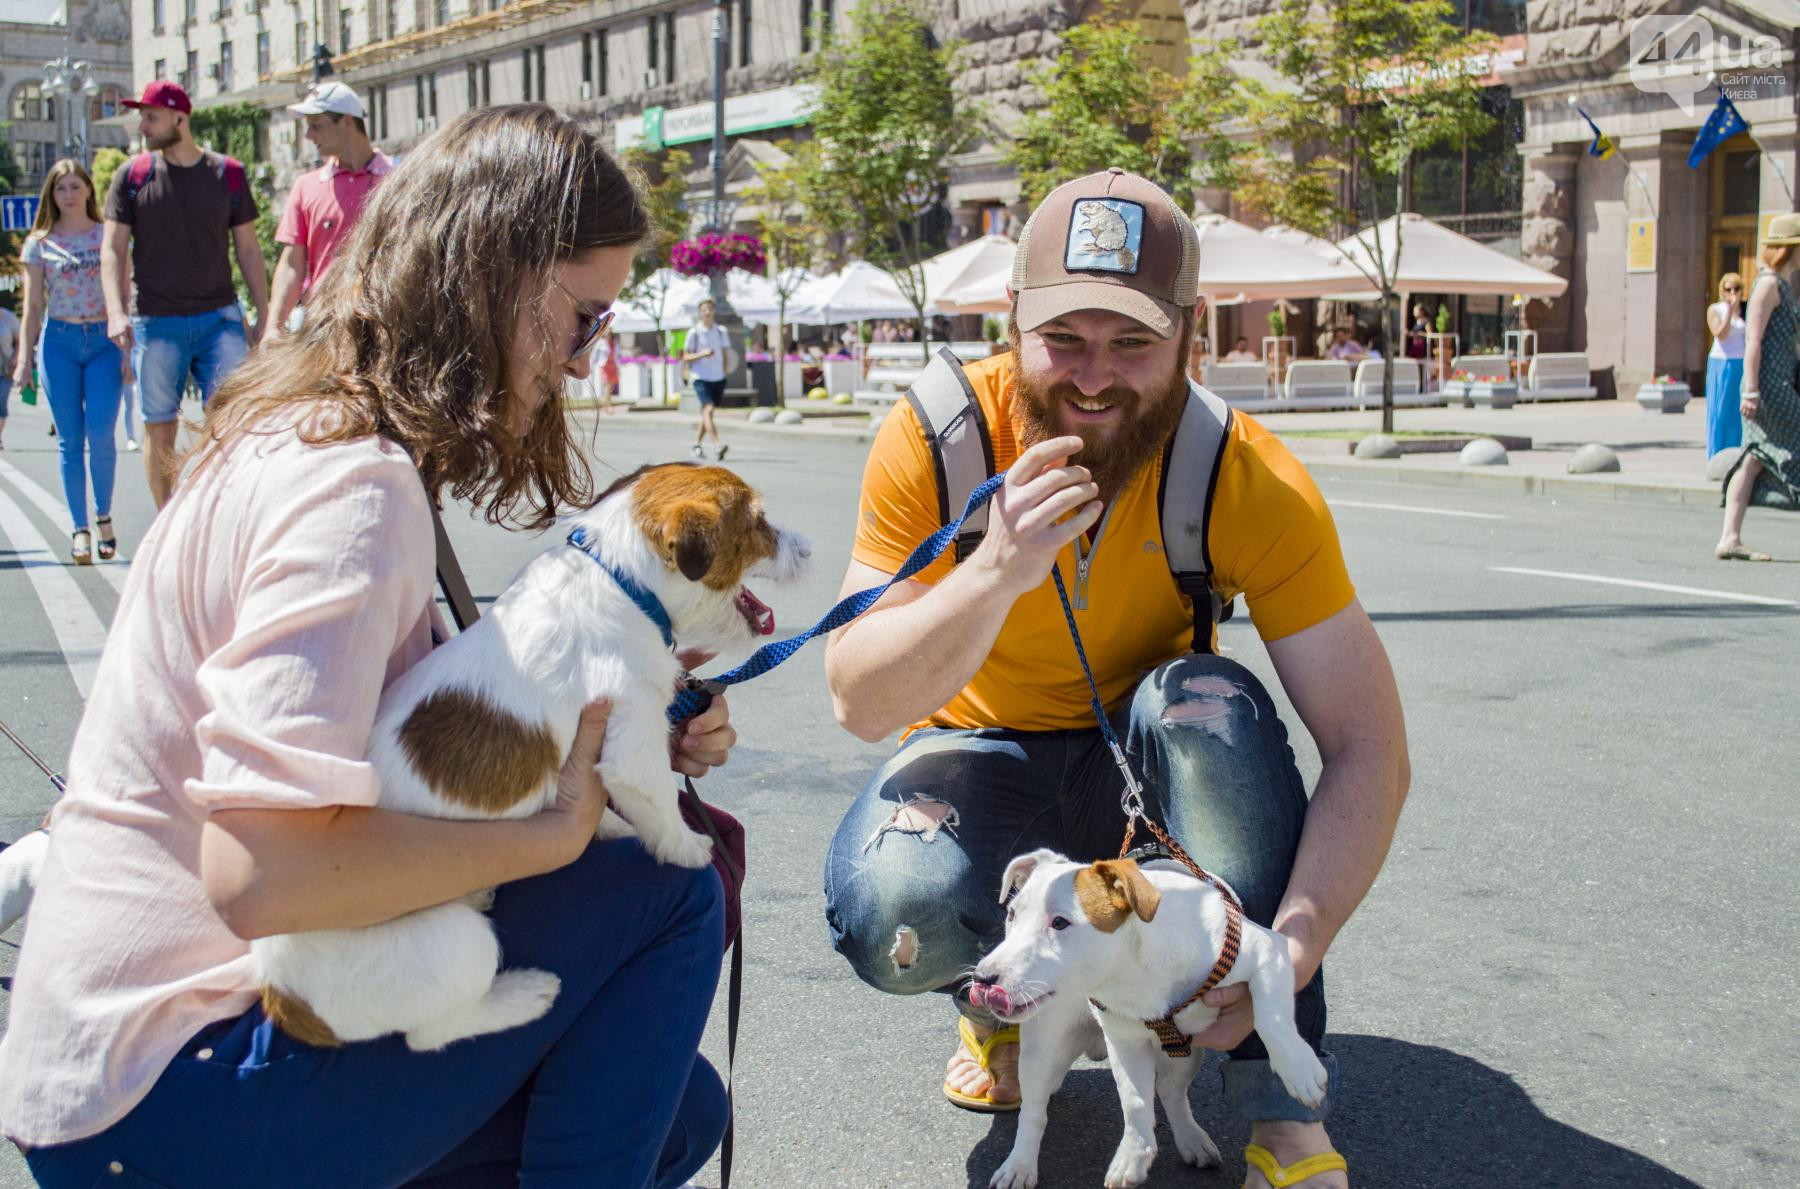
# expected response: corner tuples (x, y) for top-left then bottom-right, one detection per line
(190, 103), (278, 311)
(90, 147), (128, 204)
(795, 0), (978, 361)
(1006, 9), (1194, 209)
(0, 129), (23, 309)
(743, 140), (828, 404)
(1190, 0), (1497, 431)
(0, 127), (22, 195)
(619, 145), (694, 402)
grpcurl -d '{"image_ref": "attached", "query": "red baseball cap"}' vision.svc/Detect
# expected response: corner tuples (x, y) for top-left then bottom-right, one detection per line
(121, 80), (192, 114)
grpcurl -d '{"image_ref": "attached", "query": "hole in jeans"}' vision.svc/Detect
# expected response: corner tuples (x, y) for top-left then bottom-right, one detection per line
(861, 794), (959, 853)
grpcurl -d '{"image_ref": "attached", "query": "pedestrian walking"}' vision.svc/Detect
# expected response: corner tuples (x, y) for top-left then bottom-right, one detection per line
(267, 83), (392, 338)
(101, 80), (268, 510)
(13, 160), (126, 563)
(682, 297), (731, 460)
(1704, 272), (1746, 457)
(1716, 213), (1800, 561)
(0, 300), (17, 449)
(594, 325), (621, 412)
(0, 104), (736, 1189)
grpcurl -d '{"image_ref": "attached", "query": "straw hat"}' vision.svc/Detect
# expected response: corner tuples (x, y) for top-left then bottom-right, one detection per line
(1765, 212), (1800, 245)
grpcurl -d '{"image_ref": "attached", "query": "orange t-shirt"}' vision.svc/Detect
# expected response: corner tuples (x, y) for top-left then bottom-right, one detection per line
(851, 353), (1356, 736)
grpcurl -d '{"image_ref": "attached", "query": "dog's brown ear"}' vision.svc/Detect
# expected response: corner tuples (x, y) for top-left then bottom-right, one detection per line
(665, 502), (718, 582)
(1073, 859), (1161, 933)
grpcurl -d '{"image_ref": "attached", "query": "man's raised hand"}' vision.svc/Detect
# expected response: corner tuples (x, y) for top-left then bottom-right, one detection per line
(969, 435), (1102, 599)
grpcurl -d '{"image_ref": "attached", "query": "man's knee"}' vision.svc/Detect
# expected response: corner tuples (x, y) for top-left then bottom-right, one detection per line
(1132, 653), (1285, 756)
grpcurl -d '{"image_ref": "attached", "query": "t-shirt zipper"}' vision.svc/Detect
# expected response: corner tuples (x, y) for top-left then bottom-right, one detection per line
(1072, 502), (1114, 611)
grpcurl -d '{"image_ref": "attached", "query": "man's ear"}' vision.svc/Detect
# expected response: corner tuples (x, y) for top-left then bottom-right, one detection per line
(1073, 858), (1161, 933)
(999, 848), (1065, 904)
(663, 502), (717, 582)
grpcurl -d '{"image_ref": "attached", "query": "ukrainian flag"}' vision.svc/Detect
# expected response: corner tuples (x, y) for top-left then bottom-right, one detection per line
(1578, 107), (1616, 160)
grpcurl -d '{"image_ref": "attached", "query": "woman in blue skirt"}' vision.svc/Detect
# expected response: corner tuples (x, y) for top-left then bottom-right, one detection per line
(1705, 272), (1746, 457)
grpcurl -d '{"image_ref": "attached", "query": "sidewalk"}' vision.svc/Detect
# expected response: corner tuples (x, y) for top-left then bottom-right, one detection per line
(598, 396), (1727, 507)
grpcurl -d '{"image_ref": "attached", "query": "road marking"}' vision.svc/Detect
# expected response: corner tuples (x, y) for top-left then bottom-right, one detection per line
(1490, 566), (1797, 607)
(0, 484), (110, 697)
(0, 458), (132, 596)
(1331, 499), (1507, 521)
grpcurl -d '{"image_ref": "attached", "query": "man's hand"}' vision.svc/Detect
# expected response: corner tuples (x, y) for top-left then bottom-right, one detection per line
(967, 435), (1102, 599)
(107, 313), (133, 355)
(1190, 931), (1315, 1053)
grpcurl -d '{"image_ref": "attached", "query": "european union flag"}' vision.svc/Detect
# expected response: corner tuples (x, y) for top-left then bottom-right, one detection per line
(1577, 107), (1616, 160)
(1688, 91), (1748, 168)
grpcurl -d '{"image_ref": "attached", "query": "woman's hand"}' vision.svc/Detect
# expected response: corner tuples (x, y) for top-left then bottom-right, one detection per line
(674, 694), (736, 778)
(11, 355), (30, 388)
(1742, 393), (1761, 422)
(535, 700), (611, 867)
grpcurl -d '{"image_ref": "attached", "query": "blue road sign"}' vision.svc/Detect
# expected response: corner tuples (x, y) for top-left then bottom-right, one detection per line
(1, 195), (41, 233)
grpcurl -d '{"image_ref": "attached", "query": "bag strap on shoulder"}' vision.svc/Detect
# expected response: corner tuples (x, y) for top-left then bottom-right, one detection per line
(1157, 382), (1234, 652)
(903, 346), (994, 563)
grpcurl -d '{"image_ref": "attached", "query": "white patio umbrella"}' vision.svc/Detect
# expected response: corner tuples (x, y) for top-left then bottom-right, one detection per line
(935, 262), (1013, 314)
(1189, 213), (1369, 355)
(1332, 212), (1568, 298)
(922, 235), (1017, 313)
(789, 261), (918, 323)
(611, 270), (711, 332)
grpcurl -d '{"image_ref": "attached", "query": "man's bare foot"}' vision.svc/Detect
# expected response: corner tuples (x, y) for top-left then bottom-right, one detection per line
(1243, 1121), (1348, 1188)
(944, 1019), (1020, 1106)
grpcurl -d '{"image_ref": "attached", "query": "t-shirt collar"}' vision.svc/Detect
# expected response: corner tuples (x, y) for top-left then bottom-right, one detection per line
(330, 150), (393, 179)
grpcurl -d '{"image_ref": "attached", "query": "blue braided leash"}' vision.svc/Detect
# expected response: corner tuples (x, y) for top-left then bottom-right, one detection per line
(666, 471), (1009, 724)
(1049, 565), (1147, 814)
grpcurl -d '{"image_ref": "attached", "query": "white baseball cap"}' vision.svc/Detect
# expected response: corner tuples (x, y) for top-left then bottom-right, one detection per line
(287, 82), (365, 119)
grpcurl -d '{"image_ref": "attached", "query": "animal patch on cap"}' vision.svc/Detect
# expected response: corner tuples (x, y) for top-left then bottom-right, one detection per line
(1065, 199), (1144, 275)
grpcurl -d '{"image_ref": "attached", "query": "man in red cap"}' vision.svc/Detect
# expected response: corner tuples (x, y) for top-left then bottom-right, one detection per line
(101, 80), (267, 507)
(822, 169), (1408, 1187)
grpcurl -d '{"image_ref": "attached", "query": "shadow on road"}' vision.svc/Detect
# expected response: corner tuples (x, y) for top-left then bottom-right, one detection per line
(963, 1035), (1701, 1188)
(1370, 603), (1796, 623)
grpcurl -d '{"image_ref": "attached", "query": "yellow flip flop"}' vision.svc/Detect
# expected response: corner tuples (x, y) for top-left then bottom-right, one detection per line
(942, 1016), (1021, 1112)
(1244, 1143), (1348, 1187)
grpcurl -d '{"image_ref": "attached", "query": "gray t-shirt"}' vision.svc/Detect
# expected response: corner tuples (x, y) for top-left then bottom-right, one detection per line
(686, 324), (731, 382)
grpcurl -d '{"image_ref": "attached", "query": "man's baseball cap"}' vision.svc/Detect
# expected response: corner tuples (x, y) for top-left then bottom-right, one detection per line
(287, 82), (366, 119)
(121, 80), (191, 114)
(1011, 167), (1199, 340)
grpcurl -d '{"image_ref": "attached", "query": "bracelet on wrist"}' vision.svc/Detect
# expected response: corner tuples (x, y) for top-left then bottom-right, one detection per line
(1744, 391), (1760, 399)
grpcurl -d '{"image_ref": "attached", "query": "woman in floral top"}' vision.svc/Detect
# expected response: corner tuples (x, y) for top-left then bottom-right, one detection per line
(15, 159), (126, 564)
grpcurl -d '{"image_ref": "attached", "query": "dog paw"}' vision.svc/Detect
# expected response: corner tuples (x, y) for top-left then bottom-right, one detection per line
(1102, 1138), (1156, 1188)
(1171, 1120), (1221, 1168)
(989, 1153), (1038, 1189)
(1270, 1044), (1330, 1109)
(655, 827), (715, 869)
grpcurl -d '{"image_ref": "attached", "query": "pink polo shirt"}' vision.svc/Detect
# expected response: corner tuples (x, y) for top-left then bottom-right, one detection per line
(275, 151), (393, 296)
(0, 412), (441, 1146)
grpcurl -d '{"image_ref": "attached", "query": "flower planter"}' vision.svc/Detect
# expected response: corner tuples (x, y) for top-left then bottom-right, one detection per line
(1635, 380), (1691, 414)
(1466, 380), (1518, 409)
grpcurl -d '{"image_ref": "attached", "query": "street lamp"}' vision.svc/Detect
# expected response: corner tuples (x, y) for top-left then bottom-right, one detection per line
(707, 0), (745, 386)
(41, 56), (94, 166)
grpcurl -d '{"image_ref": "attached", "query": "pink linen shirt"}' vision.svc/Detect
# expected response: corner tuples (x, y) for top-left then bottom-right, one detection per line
(0, 416), (441, 1147)
(275, 151), (393, 296)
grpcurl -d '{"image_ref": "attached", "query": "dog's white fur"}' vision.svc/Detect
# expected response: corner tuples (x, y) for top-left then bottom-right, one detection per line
(974, 849), (1328, 1189)
(246, 465), (809, 1051)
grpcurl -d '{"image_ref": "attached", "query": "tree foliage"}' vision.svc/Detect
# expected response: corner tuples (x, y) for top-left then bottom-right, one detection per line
(795, 0), (978, 357)
(90, 147), (128, 204)
(0, 127), (21, 307)
(1007, 9), (1194, 209)
(743, 140), (829, 402)
(1191, 0), (1498, 430)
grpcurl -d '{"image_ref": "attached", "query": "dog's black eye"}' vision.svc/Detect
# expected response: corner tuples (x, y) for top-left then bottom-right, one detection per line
(1050, 916), (1071, 931)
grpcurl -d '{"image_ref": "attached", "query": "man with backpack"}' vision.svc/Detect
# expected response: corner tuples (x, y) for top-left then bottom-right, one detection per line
(820, 169), (1409, 1189)
(101, 80), (267, 508)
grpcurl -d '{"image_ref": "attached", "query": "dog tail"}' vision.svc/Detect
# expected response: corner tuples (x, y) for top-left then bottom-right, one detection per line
(0, 829), (50, 935)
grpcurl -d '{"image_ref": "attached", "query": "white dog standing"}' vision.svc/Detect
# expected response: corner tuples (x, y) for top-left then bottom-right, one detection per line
(246, 462), (809, 1052)
(969, 848), (1328, 1189)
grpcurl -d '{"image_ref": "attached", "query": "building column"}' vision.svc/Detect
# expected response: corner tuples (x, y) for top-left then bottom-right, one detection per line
(1519, 144), (1580, 353)
(1754, 122), (1799, 217)
(1615, 132), (1708, 389)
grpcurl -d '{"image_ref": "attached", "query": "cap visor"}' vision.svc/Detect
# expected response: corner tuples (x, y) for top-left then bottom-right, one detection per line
(1014, 282), (1180, 339)
(120, 100), (150, 109)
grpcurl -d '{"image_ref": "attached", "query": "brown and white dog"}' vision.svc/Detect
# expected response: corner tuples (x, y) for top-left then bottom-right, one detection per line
(249, 463), (809, 1052)
(971, 850), (1328, 1189)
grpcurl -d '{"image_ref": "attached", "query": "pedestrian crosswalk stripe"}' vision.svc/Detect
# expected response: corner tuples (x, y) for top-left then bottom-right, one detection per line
(1331, 499), (1507, 521)
(0, 484), (111, 698)
(0, 459), (131, 598)
(1490, 566), (1797, 608)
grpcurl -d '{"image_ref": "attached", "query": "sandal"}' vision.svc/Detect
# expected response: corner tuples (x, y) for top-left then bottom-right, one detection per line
(95, 517), (117, 562)
(1244, 1143), (1348, 1188)
(942, 1016), (1020, 1112)
(71, 529), (92, 566)
(1715, 544), (1772, 562)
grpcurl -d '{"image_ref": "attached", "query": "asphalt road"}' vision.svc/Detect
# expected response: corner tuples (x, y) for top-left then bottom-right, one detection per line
(3, 405), (1798, 1188)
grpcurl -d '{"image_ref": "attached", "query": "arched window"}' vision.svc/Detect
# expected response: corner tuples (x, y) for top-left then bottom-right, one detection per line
(91, 85), (128, 120)
(9, 83), (53, 122)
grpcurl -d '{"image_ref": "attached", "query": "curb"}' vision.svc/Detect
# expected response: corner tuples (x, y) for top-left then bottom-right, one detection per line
(1298, 456), (1721, 507)
(580, 407), (885, 445)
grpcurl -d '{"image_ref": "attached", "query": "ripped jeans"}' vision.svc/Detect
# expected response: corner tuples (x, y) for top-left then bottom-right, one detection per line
(822, 652), (1336, 1121)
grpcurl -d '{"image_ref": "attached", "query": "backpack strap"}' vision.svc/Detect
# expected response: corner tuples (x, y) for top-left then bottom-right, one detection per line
(123, 152), (155, 202)
(1158, 382), (1233, 654)
(903, 346), (994, 563)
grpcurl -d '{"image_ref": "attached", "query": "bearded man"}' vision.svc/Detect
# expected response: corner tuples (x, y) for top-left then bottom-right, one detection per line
(821, 170), (1408, 1189)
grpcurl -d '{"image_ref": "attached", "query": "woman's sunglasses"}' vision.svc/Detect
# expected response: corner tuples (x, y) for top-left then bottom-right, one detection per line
(556, 278), (616, 360)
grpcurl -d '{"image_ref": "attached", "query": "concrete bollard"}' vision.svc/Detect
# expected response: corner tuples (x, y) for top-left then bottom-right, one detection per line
(1567, 443), (1620, 473)
(747, 408), (777, 424)
(1354, 434), (1403, 459)
(1459, 438), (1508, 466)
(774, 409), (805, 425)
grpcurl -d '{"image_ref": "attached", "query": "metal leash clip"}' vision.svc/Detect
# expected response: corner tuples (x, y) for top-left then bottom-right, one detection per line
(1109, 738), (1146, 821)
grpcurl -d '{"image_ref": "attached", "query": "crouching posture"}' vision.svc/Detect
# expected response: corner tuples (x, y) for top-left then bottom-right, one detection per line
(821, 169), (1410, 1188)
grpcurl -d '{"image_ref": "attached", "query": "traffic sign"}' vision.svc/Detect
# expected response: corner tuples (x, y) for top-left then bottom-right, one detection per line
(1, 195), (40, 233)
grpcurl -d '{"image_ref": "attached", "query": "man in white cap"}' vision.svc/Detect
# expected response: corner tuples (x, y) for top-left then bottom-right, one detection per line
(267, 82), (392, 336)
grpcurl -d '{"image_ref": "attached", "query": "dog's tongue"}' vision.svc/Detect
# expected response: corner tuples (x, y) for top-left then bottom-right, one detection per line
(969, 983), (1012, 1016)
(736, 586), (775, 636)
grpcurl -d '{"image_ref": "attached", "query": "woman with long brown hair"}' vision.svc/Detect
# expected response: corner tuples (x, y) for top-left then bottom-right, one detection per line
(0, 105), (738, 1187)
(1717, 214), (1800, 560)
(12, 159), (125, 563)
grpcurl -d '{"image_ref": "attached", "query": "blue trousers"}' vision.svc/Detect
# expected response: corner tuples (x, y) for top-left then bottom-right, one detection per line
(37, 319), (123, 531)
(1705, 355), (1745, 457)
(823, 653), (1336, 1122)
(26, 839), (728, 1188)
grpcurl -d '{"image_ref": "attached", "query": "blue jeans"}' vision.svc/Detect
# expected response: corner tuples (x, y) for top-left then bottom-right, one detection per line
(0, 376), (11, 417)
(38, 319), (123, 531)
(823, 653), (1336, 1122)
(26, 839), (728, 1188)
(130, 306), (248, 424)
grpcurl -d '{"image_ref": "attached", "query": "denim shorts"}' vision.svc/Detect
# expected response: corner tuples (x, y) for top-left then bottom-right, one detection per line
(131, 305), (249, 424)
(0, 377), (10, 418)
(693, 378), (726, 407)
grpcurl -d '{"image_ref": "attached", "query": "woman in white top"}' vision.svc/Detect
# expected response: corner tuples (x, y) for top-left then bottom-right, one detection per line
(1705, 271), (1747, 457)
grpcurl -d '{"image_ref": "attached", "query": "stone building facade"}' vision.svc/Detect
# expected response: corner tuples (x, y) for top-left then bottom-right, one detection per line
(1, 0), (135, 193)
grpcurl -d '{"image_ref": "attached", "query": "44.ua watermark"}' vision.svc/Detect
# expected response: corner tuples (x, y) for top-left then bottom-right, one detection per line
(1630, 14), (1783, 115)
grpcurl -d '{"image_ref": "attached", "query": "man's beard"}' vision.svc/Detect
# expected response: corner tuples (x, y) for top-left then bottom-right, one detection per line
(1010, 322), (1192, 505)
(144, 125), (180, 151)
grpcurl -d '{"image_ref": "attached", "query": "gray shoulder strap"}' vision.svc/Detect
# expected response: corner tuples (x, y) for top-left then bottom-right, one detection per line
(1159, 382), (1233, 643)
(903, 347), (994, 561)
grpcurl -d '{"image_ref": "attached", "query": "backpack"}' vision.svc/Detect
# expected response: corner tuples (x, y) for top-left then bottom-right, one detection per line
(902, 346), (1234, 654)
(119, 151), (250, 207)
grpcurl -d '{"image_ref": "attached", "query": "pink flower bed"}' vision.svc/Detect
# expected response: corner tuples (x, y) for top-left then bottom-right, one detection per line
(671, 233), (766, 277)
